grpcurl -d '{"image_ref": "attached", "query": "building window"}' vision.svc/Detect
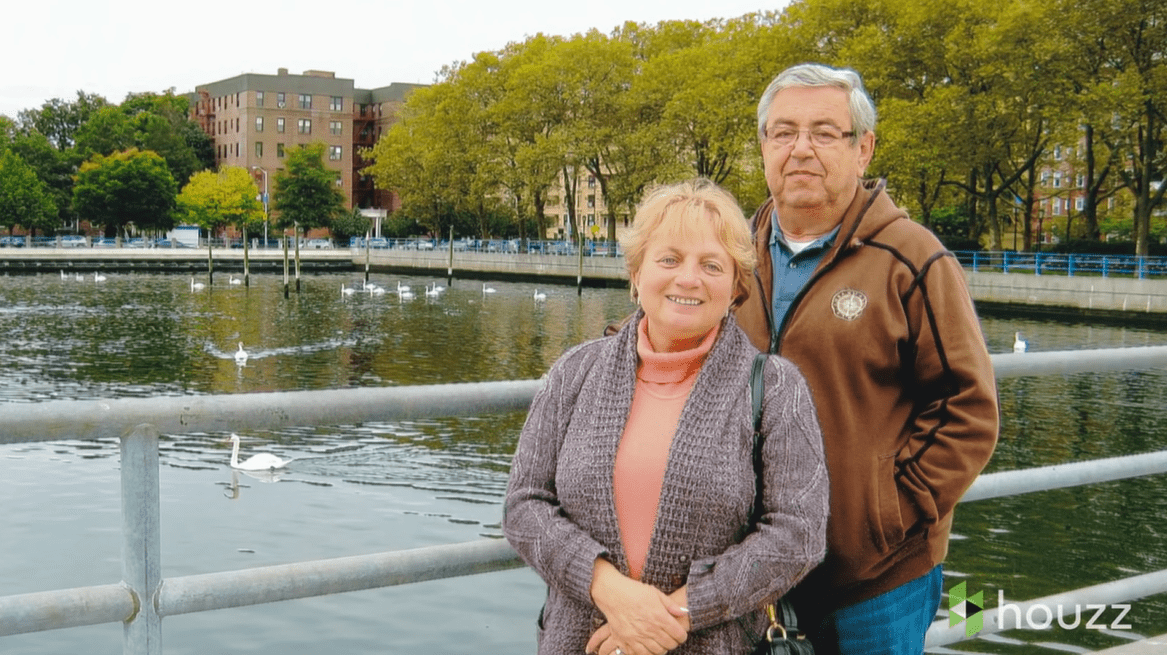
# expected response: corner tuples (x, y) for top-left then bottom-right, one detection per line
(277, 143), (285, 158)
(1077, 174), (1086, 188)
(1076, 197), (1085, 211)
(277, 117), (285, 133)
(277, 92), (286, 108)
(1054, 145), (1062, 160)
(1041, 171), (1049, 186)
(299, 94), (312, 109)
(1053, 172), (1062, 188)
(255, 116), (263, 132)
(335, 175), (343, 187)
(587, 195), (596, 209)
(255, 142), (263, 157)
(256, 91), (265, 107)
(298, 119), (311, 134)
(588, 176), (596, 188)
(329, 145), (342, 160)
(330, 96), (343, 111)
(330, 121), (342, 136)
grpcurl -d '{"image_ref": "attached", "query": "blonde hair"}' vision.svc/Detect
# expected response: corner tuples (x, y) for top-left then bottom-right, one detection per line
(619, 178), (756, 308)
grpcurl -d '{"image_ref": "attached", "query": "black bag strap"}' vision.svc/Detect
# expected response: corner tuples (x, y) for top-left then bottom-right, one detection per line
(748, 353), (805, 639)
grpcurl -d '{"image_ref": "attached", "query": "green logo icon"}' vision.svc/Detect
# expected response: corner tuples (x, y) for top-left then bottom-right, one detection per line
(949, 582), (985, 637)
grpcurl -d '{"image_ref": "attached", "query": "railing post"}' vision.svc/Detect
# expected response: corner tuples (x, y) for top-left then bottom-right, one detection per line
(121, 424), (163, 655)
(1003, 250), (1011, 274)
(1035, 251), (1042, 276)
(1068, 253), (1075, 277)
(1139, 256), (1147, 279)
(1103, 256), (1109, 277)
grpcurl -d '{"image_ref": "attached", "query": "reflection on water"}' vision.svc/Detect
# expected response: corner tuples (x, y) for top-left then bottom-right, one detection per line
(4, 272), (1167, 653)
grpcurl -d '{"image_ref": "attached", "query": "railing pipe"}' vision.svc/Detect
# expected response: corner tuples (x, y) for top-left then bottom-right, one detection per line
(990, 345), (1167, 378)
(121, 424), (163, 654)
(0, 380), (542, 445)
(157, 539), (524, 616)
(963, 449), (1167, 502)
(0, 584), (135, 637)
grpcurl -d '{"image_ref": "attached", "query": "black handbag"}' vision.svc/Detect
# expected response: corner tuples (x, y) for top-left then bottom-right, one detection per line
(748, 354), (815, 655)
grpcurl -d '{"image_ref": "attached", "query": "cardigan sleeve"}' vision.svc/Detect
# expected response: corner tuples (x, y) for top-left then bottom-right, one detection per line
(683, 356), (830, 631)
(502, 348), (611, 607)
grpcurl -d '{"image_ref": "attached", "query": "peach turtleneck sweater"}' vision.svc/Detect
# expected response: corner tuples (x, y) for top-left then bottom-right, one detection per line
(613, 317), (719, 581)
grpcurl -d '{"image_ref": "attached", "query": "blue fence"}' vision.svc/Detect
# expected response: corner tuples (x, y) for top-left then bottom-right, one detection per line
(955, 251), (1167, 279)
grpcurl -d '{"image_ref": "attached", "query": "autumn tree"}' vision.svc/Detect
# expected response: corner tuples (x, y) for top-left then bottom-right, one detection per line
(177, 166), (265, 239)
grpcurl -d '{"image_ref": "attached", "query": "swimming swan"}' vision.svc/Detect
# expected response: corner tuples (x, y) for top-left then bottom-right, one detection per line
(228, 433), (290, 471)
(234, 342), (248, 365)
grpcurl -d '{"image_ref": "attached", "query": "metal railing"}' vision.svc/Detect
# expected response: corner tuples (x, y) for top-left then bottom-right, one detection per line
(4, 347), (1167, 653)
(956, 250), (1167, 279)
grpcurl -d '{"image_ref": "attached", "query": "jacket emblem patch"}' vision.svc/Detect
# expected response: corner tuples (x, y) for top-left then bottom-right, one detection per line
(831, 289), (867, 321)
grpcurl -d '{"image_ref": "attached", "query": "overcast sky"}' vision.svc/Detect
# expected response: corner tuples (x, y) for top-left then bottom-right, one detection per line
(2, 0), (786, 120)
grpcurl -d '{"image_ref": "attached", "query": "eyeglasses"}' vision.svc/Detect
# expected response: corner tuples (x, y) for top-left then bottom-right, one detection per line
(763, 126), (856, 148)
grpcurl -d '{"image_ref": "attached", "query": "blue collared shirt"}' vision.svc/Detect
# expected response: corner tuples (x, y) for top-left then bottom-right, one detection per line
(769, 209), (840, 334)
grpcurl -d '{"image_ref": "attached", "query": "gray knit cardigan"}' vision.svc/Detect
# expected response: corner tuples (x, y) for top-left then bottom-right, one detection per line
(503, 312), (829, 654)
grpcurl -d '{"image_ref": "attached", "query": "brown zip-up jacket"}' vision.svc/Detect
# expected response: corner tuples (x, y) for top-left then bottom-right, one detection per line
(736, 178), (999, 611)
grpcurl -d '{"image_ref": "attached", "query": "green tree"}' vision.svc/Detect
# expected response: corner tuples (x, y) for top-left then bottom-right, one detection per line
(273, 143), (346, 234)
(73, 148), (177, 237)
(177, 166), (264, 238)
(3, 129), (77, 226)
(17, 91), (108, 150)
(0, 150), (58, 235)
(330, 207), (372, 243)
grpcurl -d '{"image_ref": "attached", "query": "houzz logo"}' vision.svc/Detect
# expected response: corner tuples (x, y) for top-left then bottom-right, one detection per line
(949, 582), (984, 636)
(948, 583), (1133, 636)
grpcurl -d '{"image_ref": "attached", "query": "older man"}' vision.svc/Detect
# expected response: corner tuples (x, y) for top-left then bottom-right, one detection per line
(735, 63), (999, 655)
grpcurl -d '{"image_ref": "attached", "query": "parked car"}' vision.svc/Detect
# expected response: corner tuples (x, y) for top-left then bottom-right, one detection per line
(0, 236), (24, 248)
(368, 237), (390, 249)
(303, 238), (332, 249)
(125, 238), (148, 248)
(415, 239), (435, 250)
(92, 237), (118, 248)
(60, 235), (87, 248)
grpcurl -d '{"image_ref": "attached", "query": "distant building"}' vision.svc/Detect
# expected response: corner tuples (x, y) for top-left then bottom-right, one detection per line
(188, 68), (423, 213)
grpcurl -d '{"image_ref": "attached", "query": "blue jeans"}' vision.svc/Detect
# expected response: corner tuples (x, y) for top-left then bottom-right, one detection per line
(813, 565), (943, 655)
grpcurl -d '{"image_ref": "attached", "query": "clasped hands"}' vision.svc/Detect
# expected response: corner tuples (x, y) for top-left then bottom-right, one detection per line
(588, 558), (691, 655)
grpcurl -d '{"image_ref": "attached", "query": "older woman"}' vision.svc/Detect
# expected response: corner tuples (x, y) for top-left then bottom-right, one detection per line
(503, 179), (828, 655)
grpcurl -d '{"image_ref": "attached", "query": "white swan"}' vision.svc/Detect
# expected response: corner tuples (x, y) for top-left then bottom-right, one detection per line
(1013, 331), (1028, 353)
(228, 433), (290, 471)
(425, 283), (440, 297)
(399, 287), (415, 300)
(75, 272), (84, 282)
(482, 283), (496, 294)
(94, 272), (106, 282)
(533, 289), (546, 301)
(229, 275), (242, 285)
(191, 277), (206, 291)
(60, 270), (68, 280)
(341, 283), (355, 297)
(396, 281), (411, 293)
(368, 284), (386, 296)
(234, 342), (248, 365)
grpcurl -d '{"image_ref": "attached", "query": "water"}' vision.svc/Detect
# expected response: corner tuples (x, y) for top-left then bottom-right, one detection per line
(2, 271), (1167, 654)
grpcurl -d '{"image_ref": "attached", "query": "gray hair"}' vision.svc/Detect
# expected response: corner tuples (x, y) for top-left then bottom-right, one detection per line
(756, 63), (877, 142)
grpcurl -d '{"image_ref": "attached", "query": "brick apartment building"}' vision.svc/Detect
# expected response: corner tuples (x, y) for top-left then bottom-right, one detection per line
(189, 68), (423, 214)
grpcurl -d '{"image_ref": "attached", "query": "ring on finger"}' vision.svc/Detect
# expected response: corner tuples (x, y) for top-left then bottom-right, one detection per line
(614, 649), (624, 655)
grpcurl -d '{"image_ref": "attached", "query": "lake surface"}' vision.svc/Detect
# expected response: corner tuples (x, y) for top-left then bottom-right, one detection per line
(2, 271), (1167, 654)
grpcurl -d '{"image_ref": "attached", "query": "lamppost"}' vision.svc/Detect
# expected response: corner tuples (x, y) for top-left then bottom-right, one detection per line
(252, 166), (269, 246)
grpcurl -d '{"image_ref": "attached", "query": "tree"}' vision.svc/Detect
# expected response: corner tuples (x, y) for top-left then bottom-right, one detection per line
(330, 207), (372, 243)
(0, 150), (57, 235)
(4, 129), (77, 226)
(273, 143), (346, 233)
(73, 148), (177, 237)
(177, 166), (264, 238)
(17, 91), (107, 151)
(75, 91), (210, 187)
